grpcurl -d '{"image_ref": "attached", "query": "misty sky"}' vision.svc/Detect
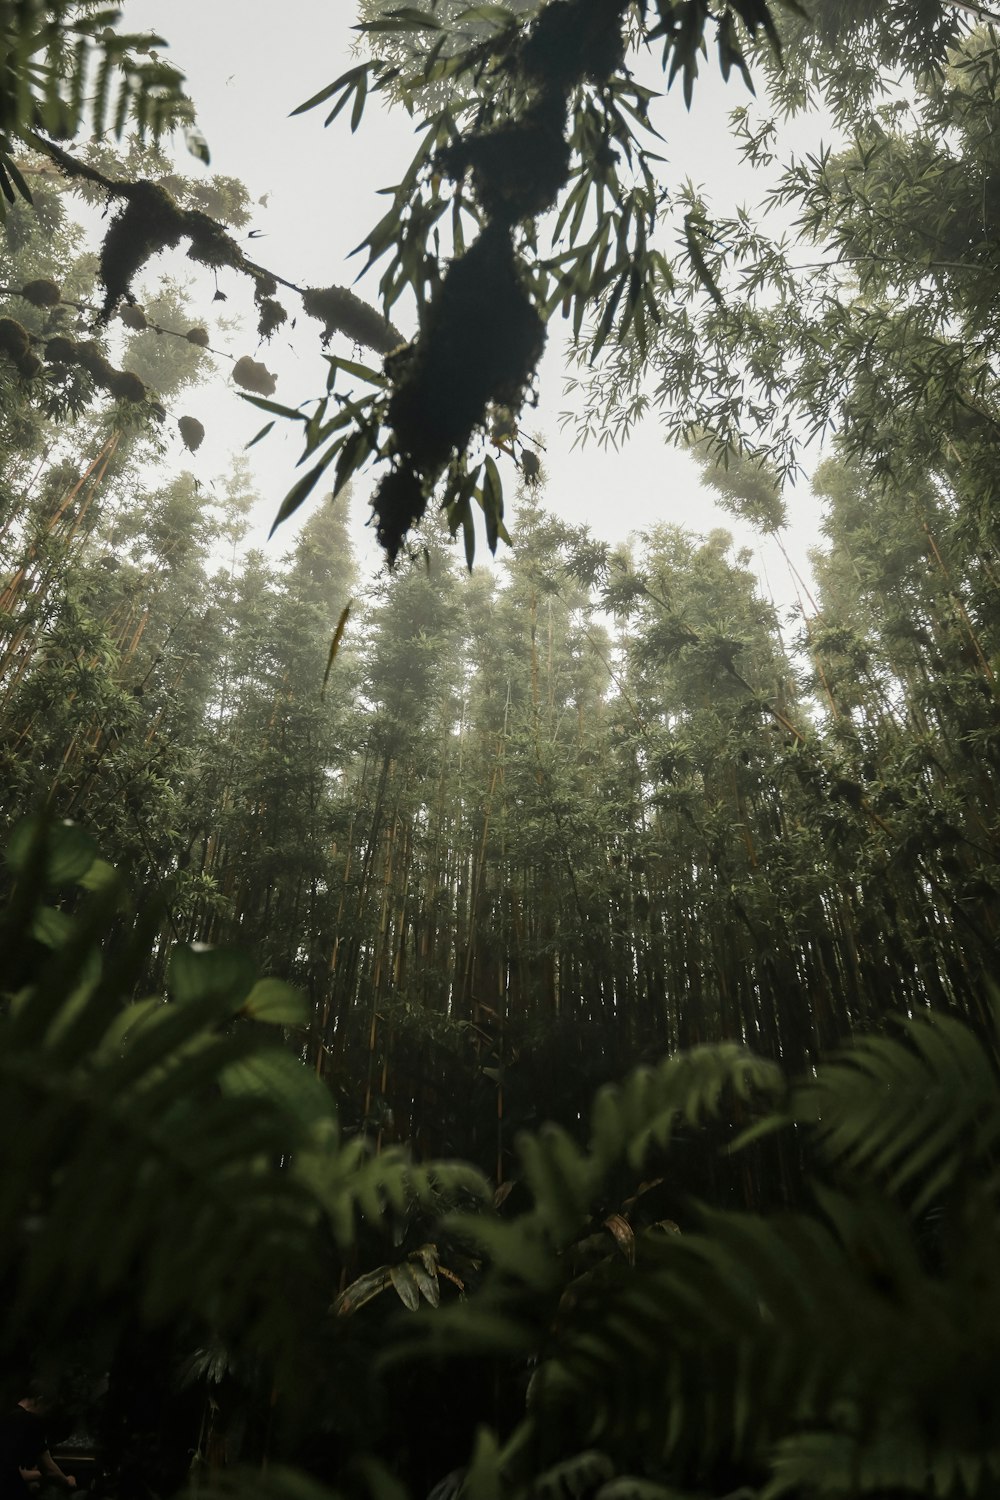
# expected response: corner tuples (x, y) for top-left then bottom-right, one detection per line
(120, 1), (834, 605)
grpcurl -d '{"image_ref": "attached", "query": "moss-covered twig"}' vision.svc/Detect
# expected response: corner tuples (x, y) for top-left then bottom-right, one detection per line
(25, 132), (402, 353)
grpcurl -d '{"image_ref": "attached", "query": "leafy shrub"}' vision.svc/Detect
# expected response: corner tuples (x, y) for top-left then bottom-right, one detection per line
(3, 818), (999, 1500)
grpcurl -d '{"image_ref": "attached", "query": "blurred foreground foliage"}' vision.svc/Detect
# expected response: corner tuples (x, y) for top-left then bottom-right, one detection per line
(3, 817), (1000, 1500)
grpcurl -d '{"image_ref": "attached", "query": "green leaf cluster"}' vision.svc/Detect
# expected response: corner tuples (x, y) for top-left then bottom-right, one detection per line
(284, 0), (789, 560)
(4, 816), (1000, 1500)
(0, 2), (197, 218)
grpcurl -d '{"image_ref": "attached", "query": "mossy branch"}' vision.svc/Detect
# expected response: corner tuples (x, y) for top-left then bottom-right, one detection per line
(24, 133), (402, 354)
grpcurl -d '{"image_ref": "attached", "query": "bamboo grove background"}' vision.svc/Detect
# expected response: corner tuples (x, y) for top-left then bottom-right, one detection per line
(2, 166), (997, 1179)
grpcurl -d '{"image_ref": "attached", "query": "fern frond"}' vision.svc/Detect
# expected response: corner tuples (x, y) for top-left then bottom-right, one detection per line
(793, 1005), (1000, 1211)
(393, 1043), (786, 1381)
(450, 1042), (783, 1260)
(764, 1425), (1000, 1500)
(520, 1176), (1000, 1491)
(0, 820), (331, 1384)
(310, 1136), (490, 1249)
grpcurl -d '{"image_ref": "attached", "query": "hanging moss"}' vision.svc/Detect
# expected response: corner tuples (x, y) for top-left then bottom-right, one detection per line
(74, 340), (117, 387)
(386, 224), (545, 478)
(19, 279), (61, 308)
(302, 285), (402, 354)
(232, 355), (277, 396)
(178, 415), (205, 452)
(0, 318), (30, 359)
(366, 0), (629, 559)
(38, 333), (148, 400)
(519, 0), (628, 89)
(521, 448), (541, 482)
(372, 465), (427, 562)
(256, 297), (287, 340)
(44, 335), (75, 363)
(439, 96), (570, 224)
(181, 207), (246, 273)
(180, 209), (286, 338)
(96, 181), (287, 338)
(108, 370), (146, 402)
(16, 351), (42, 380)
(99, 181), (187, 315)
(118, 303), (148, 331)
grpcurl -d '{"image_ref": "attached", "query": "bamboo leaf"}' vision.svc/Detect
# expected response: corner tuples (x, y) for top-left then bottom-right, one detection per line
(290, 63), (370, 117)
(167, 945), (256, 1010)
(270, 451), (338, 535)
(389, 1261), (422, 1310)
(360, 8), (442, 34)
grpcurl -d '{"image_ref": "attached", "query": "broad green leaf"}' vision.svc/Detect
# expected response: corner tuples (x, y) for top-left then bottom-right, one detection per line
(44, 976), (102, 1047)
(241, 977), (308, 1026)
(7, 817), (98, 886)
(167, 944), (256, 1009)
(98, 998), (166, 1054)
(350, 1456), (410, 1500)
(464, 1427), (502, 1500)
(79, 858), (118, 894)
(31, 905), (74, 949)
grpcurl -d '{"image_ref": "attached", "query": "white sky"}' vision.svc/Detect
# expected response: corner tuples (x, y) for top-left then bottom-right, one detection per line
(119, 0), (834, 615)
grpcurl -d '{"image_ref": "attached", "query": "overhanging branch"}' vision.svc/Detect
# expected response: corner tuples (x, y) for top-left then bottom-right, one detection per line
(25, 133), (403, 357)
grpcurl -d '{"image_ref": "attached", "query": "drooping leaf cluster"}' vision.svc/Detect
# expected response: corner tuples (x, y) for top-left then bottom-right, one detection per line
(0, 1), (199, 215)
(286, 0), (794, 558)
(3, 0), (991, 568)
(571, 11), (1000, 506)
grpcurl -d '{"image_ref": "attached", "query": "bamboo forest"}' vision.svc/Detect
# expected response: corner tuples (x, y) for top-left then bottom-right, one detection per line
(2, 5), (1000, 1500)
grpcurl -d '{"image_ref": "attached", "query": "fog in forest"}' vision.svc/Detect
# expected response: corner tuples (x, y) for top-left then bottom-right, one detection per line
(1, 5), (999, 1500)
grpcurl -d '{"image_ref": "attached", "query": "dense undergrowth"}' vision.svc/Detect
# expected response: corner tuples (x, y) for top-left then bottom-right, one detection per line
(3, 817), (1000, 1500)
